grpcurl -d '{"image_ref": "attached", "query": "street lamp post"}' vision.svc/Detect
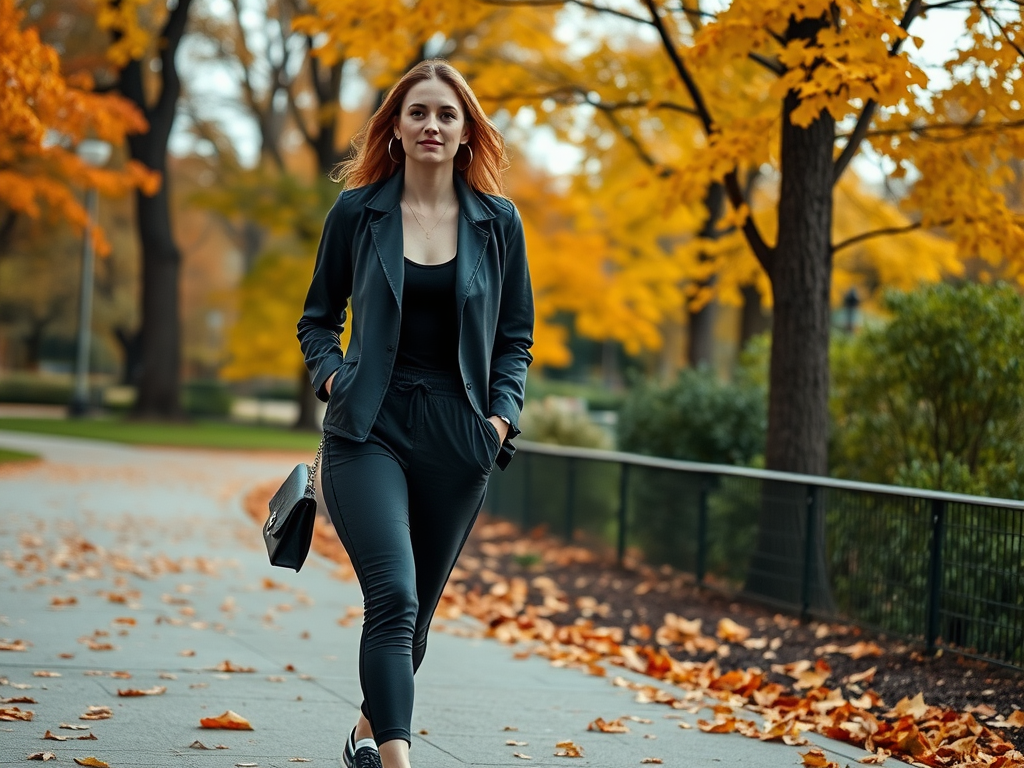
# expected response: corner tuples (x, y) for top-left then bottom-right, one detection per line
(69, 139), (112, 418)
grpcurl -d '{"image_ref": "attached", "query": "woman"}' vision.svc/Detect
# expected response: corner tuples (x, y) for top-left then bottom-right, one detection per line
(297, 59), (534, 768)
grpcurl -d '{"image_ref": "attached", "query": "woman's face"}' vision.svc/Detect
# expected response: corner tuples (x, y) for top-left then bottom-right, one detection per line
(394, 78), (469, 169)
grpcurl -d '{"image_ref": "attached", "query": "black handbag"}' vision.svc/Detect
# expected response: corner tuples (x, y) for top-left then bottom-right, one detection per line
(263, 435), (324, 572)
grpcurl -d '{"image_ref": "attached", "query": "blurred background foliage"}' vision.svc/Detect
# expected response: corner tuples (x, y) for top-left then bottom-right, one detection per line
(5, 0), (1024, 497)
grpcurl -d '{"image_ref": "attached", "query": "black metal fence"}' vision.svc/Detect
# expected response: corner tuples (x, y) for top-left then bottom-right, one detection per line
(484, 441), (1024, 670)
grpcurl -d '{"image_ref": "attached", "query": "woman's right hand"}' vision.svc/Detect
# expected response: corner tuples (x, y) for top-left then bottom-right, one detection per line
(325, 372), (337, 397)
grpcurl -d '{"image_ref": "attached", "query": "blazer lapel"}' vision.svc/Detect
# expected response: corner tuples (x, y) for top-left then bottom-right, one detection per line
(454, 175), (494, 321)
(368, 173), (405, 305)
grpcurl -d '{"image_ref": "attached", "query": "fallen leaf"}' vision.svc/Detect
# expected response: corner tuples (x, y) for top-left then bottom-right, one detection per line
(716, 617), (751, 643)
(968, 703), (998, 717)
(159, 673), (177, 680)
(288, 760), (312, 763)
(59, 724), (90, 730)
(587, 717), (630, 733)
(840, 641), (883, 659)
(118, 685), (167, 697)
(235, 763), (258, 767)
(50, 596), (78, 607)
(190, 741), (214, 749)
(109, 671), (132, 680)
(858, 749), (892, 764)
(33, 671), (61, 678)
(0, 706), (33, 721)
(1, 696), (36, 704)
(1007, 710), (1024, 727)
(888, 692), (928, 720)
(27, 753), (57, 761)
(73, 758), (110, 767)
(112, 617), (136, 626)
(507, 740), (528, 746)
(212, 660), (256, 673)
(800, 748), (831, 767)
(640, 759), (663, 765)
(512, 753), (532, 759)
(677, 722), (692, 730)
(554, 740), (584, 757)
(845, 666), (877, 685)
(80, 706), (113, 720)
(697, 718), (736, 734)
(0, 639), (29, 651)
(179, 649), (196, 657)
(200, 710), (253, 730)
(503, 725), (519, 731)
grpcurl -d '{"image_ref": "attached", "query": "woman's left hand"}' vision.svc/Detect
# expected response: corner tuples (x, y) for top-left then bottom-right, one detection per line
(487, 416), (509, 445)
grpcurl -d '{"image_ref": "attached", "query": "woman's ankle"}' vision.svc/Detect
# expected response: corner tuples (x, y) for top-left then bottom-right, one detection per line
(354, 713), (374, 743)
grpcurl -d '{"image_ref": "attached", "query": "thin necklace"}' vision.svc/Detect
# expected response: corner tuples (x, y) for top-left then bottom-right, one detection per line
(403, 194), (456, 240)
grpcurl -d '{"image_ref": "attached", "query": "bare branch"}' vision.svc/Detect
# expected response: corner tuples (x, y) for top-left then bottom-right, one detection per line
(478, 0), (652, 25)
(832, 221), (925, 253)
(642, 0), (773, 270)
(854, 116), (1024, 142)
(749, 51), (785, 75)
(833, 0), (925, 183)
(600, 110), (667, 173)
(978, 1), (1024, 61)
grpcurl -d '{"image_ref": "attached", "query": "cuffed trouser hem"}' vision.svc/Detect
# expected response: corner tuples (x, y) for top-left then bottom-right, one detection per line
(374, 729), (411, 748)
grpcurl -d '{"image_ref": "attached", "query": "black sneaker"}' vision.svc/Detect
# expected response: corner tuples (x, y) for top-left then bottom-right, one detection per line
(342, 727), (380, 768)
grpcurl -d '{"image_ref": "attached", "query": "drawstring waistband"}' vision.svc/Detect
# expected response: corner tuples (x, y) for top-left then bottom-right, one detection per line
(389, 366), (466, 430)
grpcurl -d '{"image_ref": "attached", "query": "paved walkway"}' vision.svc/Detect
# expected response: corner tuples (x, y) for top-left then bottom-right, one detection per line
(0, 431), (897, 767)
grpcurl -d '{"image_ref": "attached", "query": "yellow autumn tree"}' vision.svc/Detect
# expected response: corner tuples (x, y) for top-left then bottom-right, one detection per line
(0, 0), (156, 256)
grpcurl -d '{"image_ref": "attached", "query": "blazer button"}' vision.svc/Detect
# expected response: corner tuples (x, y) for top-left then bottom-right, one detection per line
(386, 344), (395, 352)
(466, 383), (472, 390)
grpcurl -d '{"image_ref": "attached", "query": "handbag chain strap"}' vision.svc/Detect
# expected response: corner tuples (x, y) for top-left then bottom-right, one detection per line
(305, 433), (326, 496)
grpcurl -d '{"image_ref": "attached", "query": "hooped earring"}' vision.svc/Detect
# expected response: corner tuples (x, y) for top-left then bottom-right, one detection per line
(388, 136), (402, 164)
(457, 143), (474, 171)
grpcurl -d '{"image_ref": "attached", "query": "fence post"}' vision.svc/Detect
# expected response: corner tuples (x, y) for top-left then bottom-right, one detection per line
(696, 473), (710, 587)
(800, 484), (819, 623)
(564, 457), (575, 542)
(926, 498), (947, 654)
(617, 464), (630, 567)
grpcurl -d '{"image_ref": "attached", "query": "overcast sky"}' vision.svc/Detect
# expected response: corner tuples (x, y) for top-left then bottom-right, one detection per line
(169, 3), (974, 178)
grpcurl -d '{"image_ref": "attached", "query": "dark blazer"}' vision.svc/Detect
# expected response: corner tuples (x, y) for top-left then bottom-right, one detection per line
(297, 171), (534, 466)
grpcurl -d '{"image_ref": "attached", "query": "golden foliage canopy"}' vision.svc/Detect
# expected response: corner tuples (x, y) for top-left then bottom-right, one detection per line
(0, 0), (157, 256)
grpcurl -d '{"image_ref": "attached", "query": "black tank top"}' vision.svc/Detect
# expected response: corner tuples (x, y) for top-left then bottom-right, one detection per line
(395, 257), (460, 372)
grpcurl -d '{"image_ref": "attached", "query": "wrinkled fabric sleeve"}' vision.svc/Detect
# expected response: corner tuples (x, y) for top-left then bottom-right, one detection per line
(488, 204), (534, 436)
(297, 193), (352, 402)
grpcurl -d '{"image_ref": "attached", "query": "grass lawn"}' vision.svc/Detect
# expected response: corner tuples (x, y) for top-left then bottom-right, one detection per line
(0, 417), (321, 452)
(0, 447), (38, 464)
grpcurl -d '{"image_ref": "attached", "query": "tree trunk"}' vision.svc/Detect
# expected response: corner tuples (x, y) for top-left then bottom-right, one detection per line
(294, 367), (321, 431)
(687, 302), (716, 369)
(133, 187), (182, 417)
(739, 284), (771, 348)
(745, 15), (836, 614)
(114, 326), (143, 387)
(686, 183), (725, 369)
(766, 96), (834, 476)
(116, 0), (193, 419)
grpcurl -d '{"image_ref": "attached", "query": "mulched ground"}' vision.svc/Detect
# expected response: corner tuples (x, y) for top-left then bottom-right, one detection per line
(456, 513), (1024, 720)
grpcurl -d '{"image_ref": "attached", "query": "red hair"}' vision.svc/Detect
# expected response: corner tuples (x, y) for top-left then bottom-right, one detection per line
(335, 60), (509, 197)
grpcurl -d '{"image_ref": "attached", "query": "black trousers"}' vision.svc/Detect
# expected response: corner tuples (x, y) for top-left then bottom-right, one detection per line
(321, 365), (501, 746)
